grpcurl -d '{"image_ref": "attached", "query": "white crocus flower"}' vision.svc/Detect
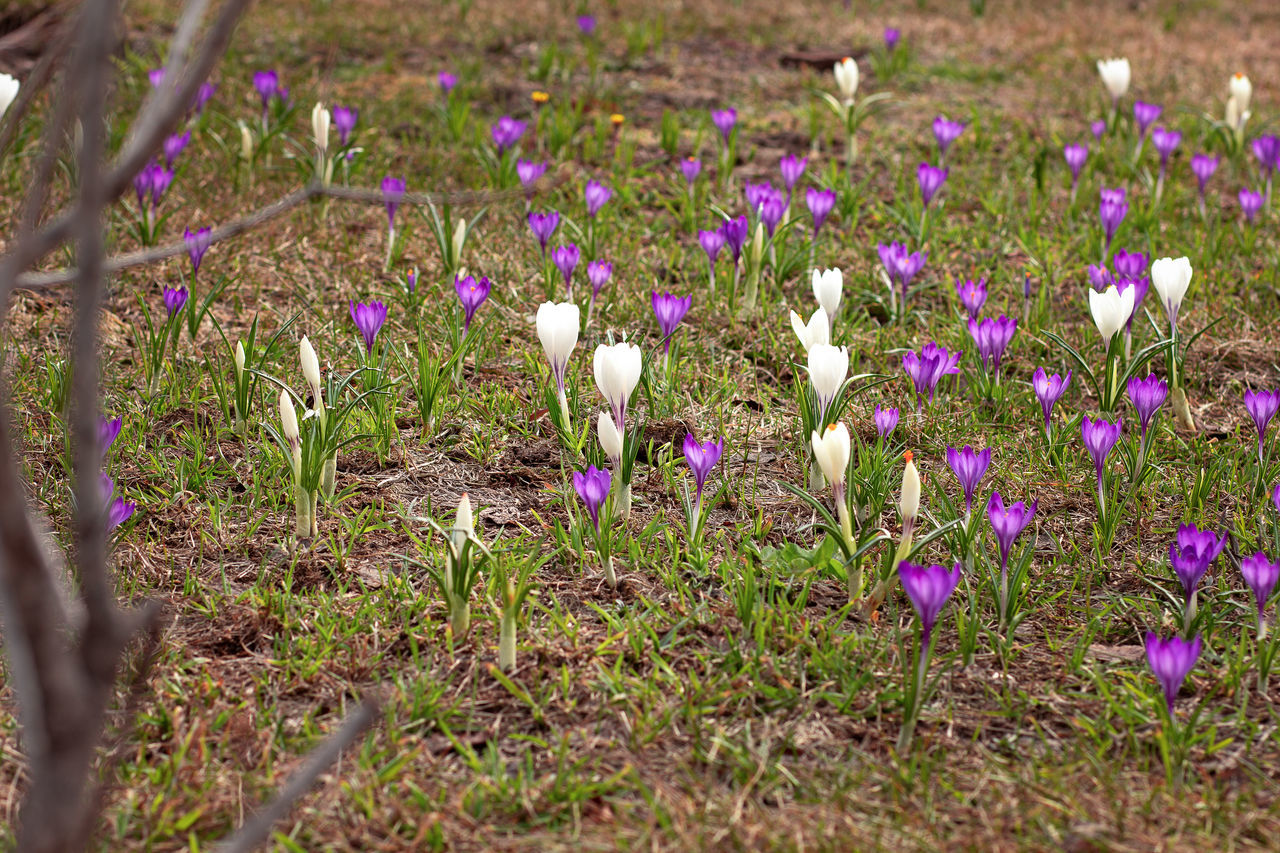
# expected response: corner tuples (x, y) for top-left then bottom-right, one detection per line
(899, 453), (920, 525)
(452, 218), (467, 265)
(789, 307), (829, 352)
(598, 411), (623, 464)
(1096, 58), (1131, 101)
(452, 493), (473, 556)
(536, 301), (580, 391)
(807, 343), (849, 422)
(278, 389), (301, 476)
(811, 422), (851, 489)
(1150, 256), (1193, 332)
(812, 267), (843, 330)
(237, 120), (253, 161)
(299, 336), (323, 411)
(1088, 284), (1135, 349)
(593, 341), (643, 430)
(1229, 72), (1252, 117)
(234, 340), (246, 380)
(311, 102), (330, 155)
(0, 73), (19, 120)
(833, 57), (859, 106)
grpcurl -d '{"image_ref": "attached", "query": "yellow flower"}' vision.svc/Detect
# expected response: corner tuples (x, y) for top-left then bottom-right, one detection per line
(532, 90), (550, 105)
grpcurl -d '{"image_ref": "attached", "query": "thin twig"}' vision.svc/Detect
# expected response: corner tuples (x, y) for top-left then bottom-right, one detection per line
(214, 698), (382, 853)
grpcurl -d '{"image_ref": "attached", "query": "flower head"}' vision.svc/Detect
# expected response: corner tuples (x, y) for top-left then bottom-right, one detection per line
(573, 465), (612, 531)
(899, 561), (962, 644)
(1096, 58), (1131, 101)
(917, 162), (948, 207)
(454, 275), (491, 332)
(1151, 127), (1181, 168)
(1133, 101), (1162, 137)
(1245, 389), (1280, 460)
(587, 260), (612, 299)
(1081, 416), (1123, 492)
(1253, 135), (1280, 178)
(163, 286), (189, 318)
(652, 291), (693, 352)
(833, 57), (859, 105)
(99, 416), (122, 456)
(536, 301), (580, 393)
(987, 491), (1036, 573)
(1242, 552), (1280, 623)
(698, 228), (725, 264)
(967, 315), (1017, 375)
(946, 445), (991, 513)
(517, 159), (547, 190)
(576, 14), (596, 35)
(789, 307), (829, 353)
(1098, 187), (1128, 248)
(332, 105), (357, 146)
(779, 154), (808, 193)
(1032, 368), (1071, 429)
(884, 28), (901, 51)
(955, 278), (988, 320)
(721, 215), (749, 263)
(491, 116), (527, 154)
(811, 268), (843, 324)
(807, 343), (849, 421)
(349, 299), (388, 355)
(593, 341), (643, 429)
(1190, 153), (1218, 195)
(681, 157), (702, 187)
(163, 131), (190, 167)
(584, 179), (612, 217)
(380, 175), (406, 230)
(684, 434), (724, 500)
(1168, 522), (1226, 603)
(438, 71), (458, 94)
(1149, 256), (1192, 333)
(806, 188), (837, 235)
(1090, 119), (1106, 141)
(902, 342), (961, 408)
(1113, 248), (1148, 280)
(1239, 187), (1263, 223)
(101, 474), (137, 532)
(1145, 632), (1201, 714)
(1064, 143), (1088, 184)
(1088, 284), (1134, 349)
(875, 405), (900, 438)
(552, 244), (581, 295)
(933, 116), (966, 156)
(1126, 374), (1168, 438)
(812, 422), (851, 491)
(183, 226), (213, 276)
(528, 210), (560, 255)
(253, 70), (280, 111)
(711, 108), (737, 144)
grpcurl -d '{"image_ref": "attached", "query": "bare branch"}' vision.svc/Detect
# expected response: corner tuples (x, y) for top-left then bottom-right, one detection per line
(214, 698), (382, 853)
(0, 12), (73, 163)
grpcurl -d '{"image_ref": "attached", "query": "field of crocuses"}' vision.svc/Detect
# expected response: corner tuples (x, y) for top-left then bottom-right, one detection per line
(2, 0), (1280, 849)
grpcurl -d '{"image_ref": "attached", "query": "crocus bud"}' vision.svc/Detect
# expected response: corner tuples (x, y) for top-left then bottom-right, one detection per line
(1229, 72), (1252, 116)
(789, 307), (829, 352)
(279, 389), (301, 479)
(299, 336), (323, 407)
(452, 493), (474, 555)
(0, 73), (18, 120)
(811, 422), (851, 488)
(452, 218), (467, 262)
(238, 120), (253, 160)
(748, 221), (765, 266)
(311, 102), (330, 155)
(833, 57), (859, 105)
(234, 340), (246, 379)
(1150, 256), (1193, 332)
(1096, 57), (1131, 101)
(593, 341), (643, 428)
(598, 411), (623, 462)
(899, 451), (920, 522)
(812, 268), (843, 324)
(1088, 284), (1135, 349)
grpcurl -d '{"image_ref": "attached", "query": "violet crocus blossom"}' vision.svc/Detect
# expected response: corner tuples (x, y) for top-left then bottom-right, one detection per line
(163, 131), (190, 167)
(1145, 632), (1201, 714)
(406, 269), (417, 295)
(1064, 143), (1088, 188)
(1032, 368), (1071, 437)
(528, 211), (560, 257)
(683, 434), (724, 505)
(884, 27), (900, 51)
(711, 108), (737, 145)
(946, 445), (991, 514)
(454, 275), (491, 333)
(517, 159), (547, 190)
(1242, 552), (1280, 635)
(587, 260), (613, 299)
(721, 216), (749, 265)
(875, 405), (899, 438)
(253, 70), (280, 114)
(101, 474), (137, 532)
(491, 116), (527, 155)
(332, 106), (357, 146)
(1133, 101), (1161, 137)
(1245, 389), (1280, 463)
(576, 14), (596, 36)
(652, 291), (693, 353)
(1239, 187), (1264, 223)
(1274, 482), (1280, 515)
(917, 162), (948, 207)
(1087, 264), (1113, 291)
(806, 188), (837, 236)
(879, 241), (928, 305)
(183, 227), (213, 277)
(932, 116), (965, 157)
(698, 228), (724, 264)
(902, 342), (962, 409)
(1090, 120), (1106, 141)
(681, 157), (702, 188)
(955, 278), (988, 319)
(99, 416), (122, 456)
(584, 179), (612, 217)
(148, 68), (166, 88)
(438, 71), (458, 95)
(1152, 127), (1181, 181)
(779, 154), (807, 195)
(552, 244), (581, 296)
(1168, 523), (1226, 611)
(968, 315), (1017, 380)
(899, 561), (962, 646)
(349, 299), (388, 355)
(1190, 153), (1218, 200)
(193, 81), (216, 115)
(573, 465), (612, 532)
(163, 286), (189, 318)
(1252, 135), (1279, 180)
(759, 194), (786, 236)
(987, 491), (1036, 581)
(1126, 374), (1168, 440)
(1099, 187), (1128, 251)
(381, 175), (406, 231)
(1114, 248), (1148, 280)
(1081, 415), (1123, 500)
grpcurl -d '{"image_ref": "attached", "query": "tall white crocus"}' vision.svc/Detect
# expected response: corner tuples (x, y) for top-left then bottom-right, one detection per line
(299, 336), (324, 415)
(1096, 58), (1131, 102)
(812, 267), (843, 332)
(0, 73), (19, 121)
(1088, 285), (1135, 350)
(1150, 256), (1192, 333)
(898, 451), (921, 554)
(536, 301), (580, 427)
(279, 388), (301, 477)
(833, 57), (859, 106)
(807, 343), (849, 424)
(1229, 72), (1252, 118)
(451, 218), (468, 267)
(312, 102), (330, 155)
(789, 307), (829, 352)
(598, 411), (623, 467)
(593, 341), (643, 432)
(812, 422), (850, 491)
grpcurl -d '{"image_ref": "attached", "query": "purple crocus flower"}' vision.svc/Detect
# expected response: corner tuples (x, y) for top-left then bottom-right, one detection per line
(253, 70), (279, 114)
(1169, 523), (1226, 608)
(1099, 187), (1128, 249)
(552, 244), (581, 296)
(576, 14), (596, 36)
(1090, 120), (1106, 142)
(1275, 482), (1280, 515)
(99, 416), (122, 456)
(955, 278), (987, 319)
(584, 179), (612, 217)
(806, 188), (837, 236)
(528, 210), (560, 256)
(711, 108), (737, 144)
(946, 445), (991, 514)
(1145, 632), (1201, 714)
(968, 315), (1017, 379)
(349, 299), (388, 355)
(1244, 389), (1280, 462)
(744, 180), (774, 215)
(381, 175), (406, 231)
(163, 131), (190, 168)
(332, 106), (357, 146)
(183, 227), (213, 277)
(1032, 368), (1071, 434)
(438, 71), (458, 95)
(698, 228), (725, 264)
(1113, 248), (1148, 280)
(587, 260), (612, 299)
(652, 291), (693, 353)
(135, 163), (172, 211)
(163, 286), (189, 318)
(1064, 143), (1088, 186)
(148, 68), (166, 88)
(1252, 135), (1280, 179)
(193, 81), (217, 115)
(987, 491), (1037, 579)
(454, 275), (491, 333)
(759, 195), (786, 237)
(917, 162), (948, 207)
(681, 157), (702, 187)
(779, 154), (807, 194)
(902, 342), (962, 409)
(899, 561), (962, 646)
(1087, 264), (1113, 291)
(1151, 127), (1181, 173)
(101, 474), (137, 532)
(683, 434), (724, 502)
(1190, 153), (1218, 198)
(932, 117), (966, 157)
(1081, 416), (1123, 499)
(573, 465), (612, 531)
(721, 215), (749, 265)
(1242, 552), (1280, 629)
(884, 27), (901, 51)
(491, 116), (527, 155)
(1126, 374), (1168, 439)
(875, 405), (899, 438)
(1133, 101), (1161, 137)
(406, 269), (417, 295)
(517, 159), (547, 190)
(879, 241), (928, 304)
(1239, 187), (1264, 223)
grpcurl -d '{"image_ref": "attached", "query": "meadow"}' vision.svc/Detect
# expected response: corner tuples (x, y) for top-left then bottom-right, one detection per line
(1, 0), (1279, 849)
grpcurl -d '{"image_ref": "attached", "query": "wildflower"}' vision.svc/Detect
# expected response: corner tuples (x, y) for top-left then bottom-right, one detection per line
(381, 175), (406, 232)
(576, 14), (597, 36)
(721, 216), (749, 265)
(1064, 143), (1088, 188)
(311, 102), (330, 159)
(490, 116), (527, 155)
(299, 337), (322, 408)
(587, 260), (612, 301)
(1253, 136), (1280, 179)
(651, 291), (693, 353)
(833, 57), (859, 106)
(811, 268), (843, 329)
(1245, 389), (1280, 462)
(955, 278), (988, 320)
(917, 162), (948, 207)
(1145, 632), (1201, 714)
(1032, 368), (1071, 434)
(875, 405), (899, 438)
(1133, 100), (1161, 137)
(100, 474), (137, 532)
(454, 275), (491, 333)
(681, 157), (702, 187)
(779, 154), (807, 195)
(789, 307), (829, 353)
(584, 179), (612, 217)
(438, 71), (458, 95)
(1081, 416), (1123, 499)
(1190, 153), (1218, 198)
(1099, 187), (1128, 249)
(1149, 256), (1192, 334)
(1241, 552), (1280, 636)
(183, 227), (213, 277)
(807, 343), (849, 423)
(902, 342), (961, 408)
(1090, 119), (1106, 141)
(551, 244), (581, 296)
(1088, 284), (1134, 350)
(517, 159), (547, 190)
(698, 228), (725, 264)
(933, 116), (966, 157)
(253, 70), (280, 114)
(163, 131), (190, 167)
(884, 28), (900, 51)
(1096, 58), (1131, 102)
(1239, 188), (1263, 223)
(349, 299), (388, 355)
(536, 301), (580, 412)
(528, 210), (560, 256)
(711, 108), (737, 144)
(946, 445), (991, 514)
(967, 315), (1017, 379)
(163, 286), (189, 318)
(1151, 127), (1181, 175)
(806, 188), (837, 236)
(193, 81), (216, 115)
(684, 434), (724, 506)
(987, 491), (1036, 579)
(573, 465), (611, 531)
(900, 561), (962, 645)
(1127, 374), (1168, 440)
(99, 416), (122, 456)
(332, 105), (357, 146)
(899, 451), (921, 539)
(593, 341), (643, 431)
